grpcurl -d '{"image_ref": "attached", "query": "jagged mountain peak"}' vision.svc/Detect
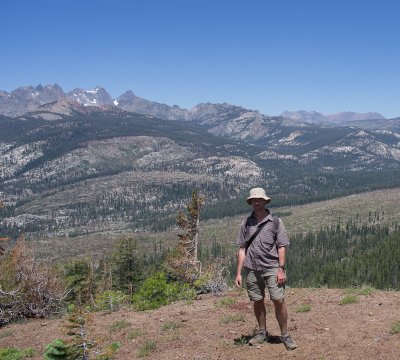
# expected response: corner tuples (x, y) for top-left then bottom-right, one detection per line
(116, 90), (137, 103)
(66, 86), (113, 106)
(29, 98), (129, 120)
(10, 83), (65, 102)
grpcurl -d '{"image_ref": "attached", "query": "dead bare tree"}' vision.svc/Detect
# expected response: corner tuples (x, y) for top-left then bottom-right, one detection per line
(0, 235), (68, 326)
(0, 201), (7, 256)
(166, 190), (204, 283)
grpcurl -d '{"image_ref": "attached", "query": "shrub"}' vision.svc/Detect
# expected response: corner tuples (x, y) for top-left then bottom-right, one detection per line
(43, 339), (68, 360)
(132, 272), (196, 311)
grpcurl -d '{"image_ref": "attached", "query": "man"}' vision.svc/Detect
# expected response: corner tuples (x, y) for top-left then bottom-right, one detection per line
(235, 187), (297, 350)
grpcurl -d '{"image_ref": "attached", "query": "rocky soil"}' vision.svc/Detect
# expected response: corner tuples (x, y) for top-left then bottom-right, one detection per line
(1, 287), (399, 359)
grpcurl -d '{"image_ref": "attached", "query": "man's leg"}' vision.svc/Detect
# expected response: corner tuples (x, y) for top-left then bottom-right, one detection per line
(254, 299), (267, 330)
(248, 299), (268, 345)
(273, 297), (297, 350)
(265, 269), (297, 350)
(273, 298), (288, 333)
(246, 269), (268, 345)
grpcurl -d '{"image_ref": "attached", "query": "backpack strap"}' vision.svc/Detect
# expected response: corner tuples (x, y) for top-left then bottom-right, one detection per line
(245, 215), (280, 254)
(272, 216), (280, 242)
(244, 220), (268, 254)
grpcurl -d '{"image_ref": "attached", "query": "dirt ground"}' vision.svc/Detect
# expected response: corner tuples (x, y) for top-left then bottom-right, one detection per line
(1, 287), (399, 360)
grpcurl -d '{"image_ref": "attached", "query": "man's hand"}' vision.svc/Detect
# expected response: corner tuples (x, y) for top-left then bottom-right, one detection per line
(235, 248), (245, 288)
(235, 274), (242, 287)
(276, 267), (286, 286)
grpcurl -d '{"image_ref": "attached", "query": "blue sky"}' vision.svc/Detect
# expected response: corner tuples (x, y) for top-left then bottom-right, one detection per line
(2, 0), (399, 118)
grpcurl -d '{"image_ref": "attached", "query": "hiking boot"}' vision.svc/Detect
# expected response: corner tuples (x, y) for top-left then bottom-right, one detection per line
(248, 329), (267, 345)
(281, 333), (297, 350)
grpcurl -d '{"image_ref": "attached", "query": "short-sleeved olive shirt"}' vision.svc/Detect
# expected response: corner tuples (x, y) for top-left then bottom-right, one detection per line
(237, 211), (290, 271)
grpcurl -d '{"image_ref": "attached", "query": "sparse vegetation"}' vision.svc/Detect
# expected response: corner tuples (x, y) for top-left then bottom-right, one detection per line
(126, 329), (144, 340)
(98, 342), (121, 360)
(390, 321), (400, 335)
(340, 294), (359, 305)
(216, 297), (237, 307)
(161, 321), (181, 332)
(137, 340), (157, 358)
(233, 335), (250, 346)
(295, 304), (311, 313)
(344, 285), (376, 296)
(0, 330), (13, 339)
(109, 319), (131, 333)
(219, 314), (245, 324)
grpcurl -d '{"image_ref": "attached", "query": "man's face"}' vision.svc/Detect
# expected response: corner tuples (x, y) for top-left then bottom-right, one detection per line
(250, 198), (267, 210)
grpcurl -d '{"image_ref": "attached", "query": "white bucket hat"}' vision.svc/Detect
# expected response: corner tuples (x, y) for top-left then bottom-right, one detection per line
(246, 187), (271, 204)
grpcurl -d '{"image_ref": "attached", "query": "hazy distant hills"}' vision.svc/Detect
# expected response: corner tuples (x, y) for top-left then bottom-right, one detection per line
(281, 110), (387, 125)
(1, 84), (400, 238)
(281, 110), (400, 132)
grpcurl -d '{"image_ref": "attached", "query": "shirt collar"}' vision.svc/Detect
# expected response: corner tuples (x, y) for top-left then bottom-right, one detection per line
(250, 209), (273, 224)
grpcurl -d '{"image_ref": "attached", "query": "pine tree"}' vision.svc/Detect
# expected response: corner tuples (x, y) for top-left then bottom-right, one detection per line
(110, 237), (144, 294)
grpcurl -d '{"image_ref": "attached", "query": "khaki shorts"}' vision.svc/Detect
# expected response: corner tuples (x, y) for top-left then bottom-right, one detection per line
(245, 268), (286, 301)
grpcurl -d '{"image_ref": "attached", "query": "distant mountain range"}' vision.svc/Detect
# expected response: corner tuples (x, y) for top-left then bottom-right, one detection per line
(281, 110), (386, 125)
(1, 84), (400, 238)
(0, 84), (395, 126)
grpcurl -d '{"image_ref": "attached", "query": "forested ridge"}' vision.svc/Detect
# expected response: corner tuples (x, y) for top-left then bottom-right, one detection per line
(2, 109), (400, 240)
(287, 221), (400, 289)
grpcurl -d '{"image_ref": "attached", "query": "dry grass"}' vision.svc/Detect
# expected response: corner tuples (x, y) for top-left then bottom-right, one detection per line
(279, 187), (400, 235)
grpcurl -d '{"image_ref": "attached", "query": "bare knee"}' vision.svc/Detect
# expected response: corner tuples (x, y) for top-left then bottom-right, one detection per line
(273, 298), (285, 308)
